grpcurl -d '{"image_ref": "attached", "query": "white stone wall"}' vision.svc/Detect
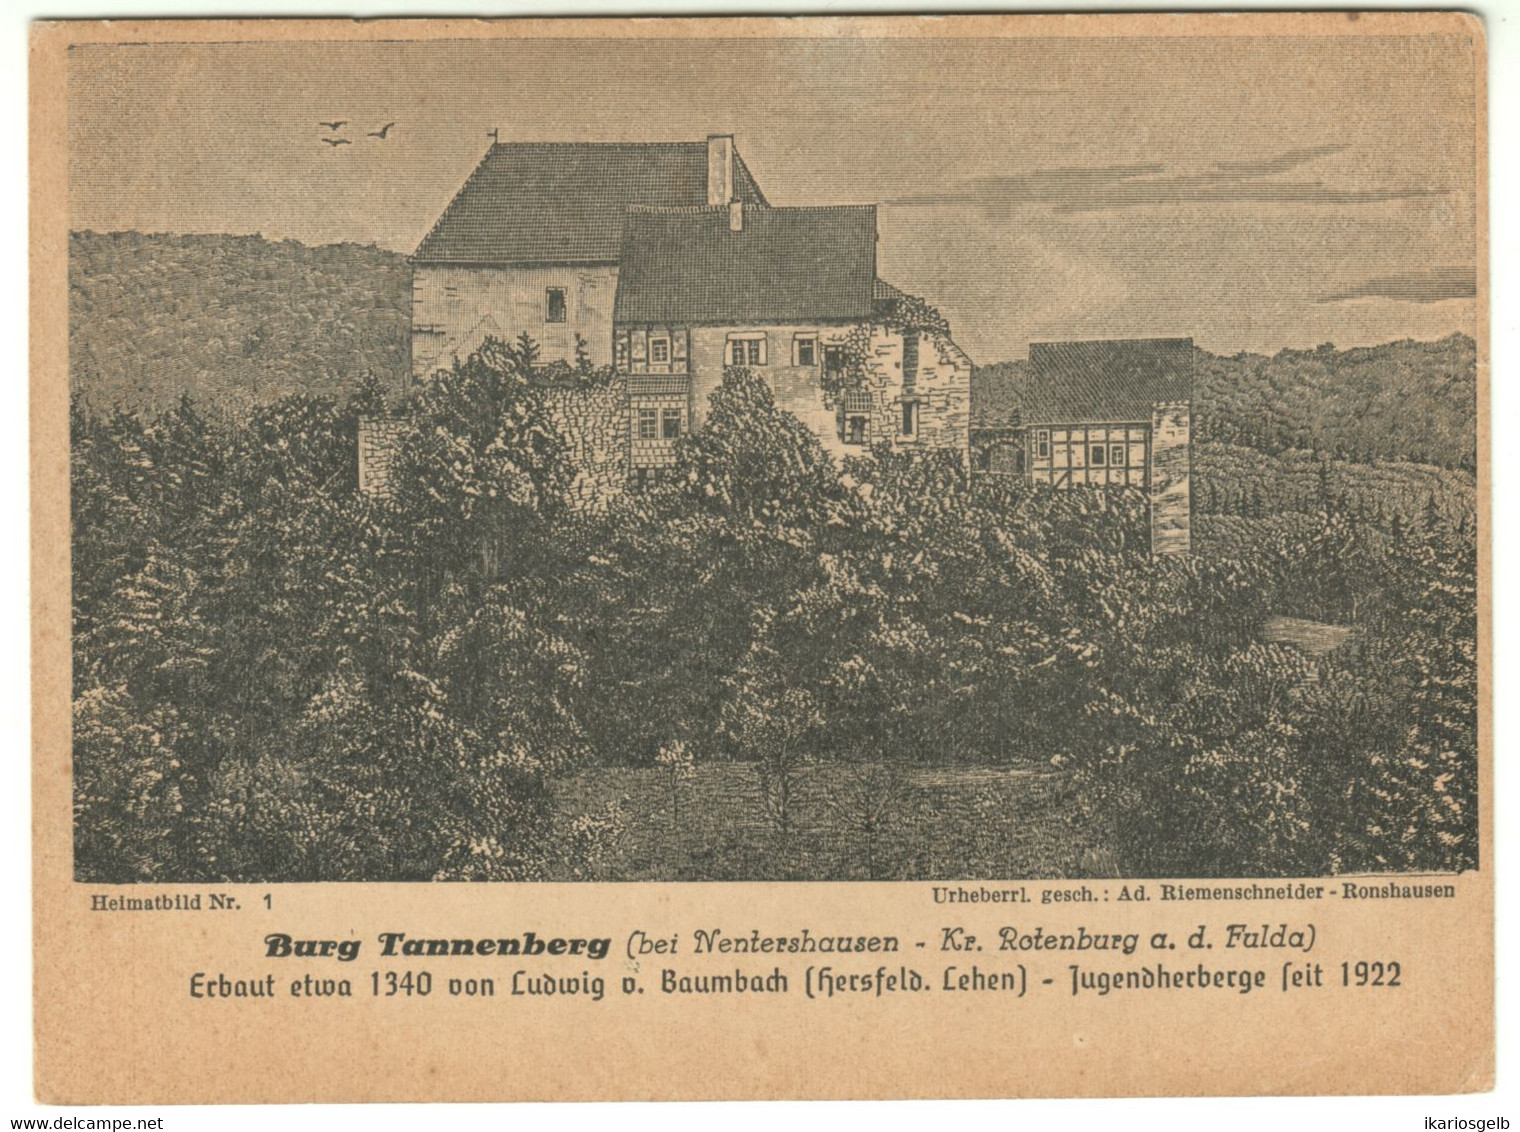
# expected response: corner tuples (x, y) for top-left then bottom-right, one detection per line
(686, 322), (971, 465)
(542, 383), (629, 514)
(688, 323), (859, 460)
(411, 264), (619, 383)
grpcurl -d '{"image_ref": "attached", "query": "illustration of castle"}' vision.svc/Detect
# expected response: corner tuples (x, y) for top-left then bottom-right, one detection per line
(405, 135), (972, 467)
(374, 134), (1189, 552)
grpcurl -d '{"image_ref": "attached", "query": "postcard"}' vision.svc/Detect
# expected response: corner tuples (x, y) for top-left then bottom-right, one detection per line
(32, 12), (1490, 1102)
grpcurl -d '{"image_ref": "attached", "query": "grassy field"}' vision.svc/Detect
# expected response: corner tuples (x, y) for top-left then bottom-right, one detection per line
(548, 761), (1114, 882)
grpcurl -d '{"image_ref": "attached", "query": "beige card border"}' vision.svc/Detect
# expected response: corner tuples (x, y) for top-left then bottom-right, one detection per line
(32, 12), (1492, 1103)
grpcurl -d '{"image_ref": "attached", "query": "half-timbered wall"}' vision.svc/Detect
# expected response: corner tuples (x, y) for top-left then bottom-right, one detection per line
(614, 326), (690, 376)
(1028, 422), (1150, 489)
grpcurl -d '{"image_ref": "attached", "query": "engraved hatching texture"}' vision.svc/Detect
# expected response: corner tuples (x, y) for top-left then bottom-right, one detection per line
(410, 263), (618, 381)
(613, 205), (880, 325)
(413, 142), (768, 264)
(544, 384), (630, 511)
(356, 417), (410, 501)
(1149, 402), (1193, 557)
(64, 37), (1478, 886)
(1025, 338), (1194, 425)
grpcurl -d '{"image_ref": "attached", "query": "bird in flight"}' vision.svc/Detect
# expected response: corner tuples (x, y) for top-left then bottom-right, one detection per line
(318, 120), (347, 131)
(368, 122), (397, 140)
(322, 137), (352, 148)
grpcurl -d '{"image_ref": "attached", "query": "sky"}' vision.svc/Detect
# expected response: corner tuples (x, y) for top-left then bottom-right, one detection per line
(67, 32), (1479, 362)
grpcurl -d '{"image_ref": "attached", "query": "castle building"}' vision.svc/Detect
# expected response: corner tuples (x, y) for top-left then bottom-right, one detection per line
(401, 135), (972, 489)
(611, 200), (971, 476)
(409, 136), (768, 382)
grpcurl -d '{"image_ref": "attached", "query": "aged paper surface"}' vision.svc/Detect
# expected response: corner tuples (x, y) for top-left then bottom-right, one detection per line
(32, 12), (1490, 1103)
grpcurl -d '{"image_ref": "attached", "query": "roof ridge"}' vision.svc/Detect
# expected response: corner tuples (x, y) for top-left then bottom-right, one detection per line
(487, 140), (705, 149)
(1031, 336), (1194, 346)
(414, 138), (772, 263)
(625, 202), (876, 216)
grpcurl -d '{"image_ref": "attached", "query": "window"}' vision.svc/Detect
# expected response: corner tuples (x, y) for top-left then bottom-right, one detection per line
(795, 337), (817, 366)
(546, 288), (567, 323)
(661, 408), (682, 440)
(844, 416), (869, 445)
(902, 332), (919, 388)
(1090, 444), (1107, 467)
(727, 337), (766, 366)
(901, 401), (918, 437)
(637, 408), (657, 440)
(650, 338), (670, 364)
(1035, 429), (1051, 459)
(823, 345), (848, 375)
(1110, 444), (1125, 467)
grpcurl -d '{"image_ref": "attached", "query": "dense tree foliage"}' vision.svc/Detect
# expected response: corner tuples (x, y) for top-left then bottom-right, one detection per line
(73, 345), (1478, 881)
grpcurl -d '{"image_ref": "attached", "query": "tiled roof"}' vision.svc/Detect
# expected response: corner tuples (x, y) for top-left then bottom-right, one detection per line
(1025, 338), (1193, 424)
(628, 374), (691, 396)
(413, 142), (769, 264)
(613, 205), (878, 325)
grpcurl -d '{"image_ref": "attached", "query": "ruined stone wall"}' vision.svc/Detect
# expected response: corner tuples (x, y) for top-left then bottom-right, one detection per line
(542, 381), (629, 513)
(906, 330), (972, 462)
(1149, 401), (1192, 556)
(848, 327), (971, 465)
(357, 417), (410, 502)
(359, 380), (629, 513)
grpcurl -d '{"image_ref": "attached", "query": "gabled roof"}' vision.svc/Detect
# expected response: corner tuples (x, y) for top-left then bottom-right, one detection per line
(612, 204), (878, 325)
(413, 142), (769, 265)
(1025, 338), (1194, 424)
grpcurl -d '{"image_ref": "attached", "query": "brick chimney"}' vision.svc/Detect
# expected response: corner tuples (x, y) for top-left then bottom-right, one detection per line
(707, 134), (734, 207)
